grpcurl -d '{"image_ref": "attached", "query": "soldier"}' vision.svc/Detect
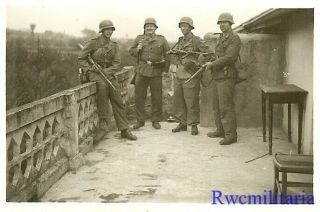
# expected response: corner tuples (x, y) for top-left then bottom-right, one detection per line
(78, 19), (137, 141)
(170, 17), (208, 135)
(129, 17), (170, 130)
(205, 12), (241, 145)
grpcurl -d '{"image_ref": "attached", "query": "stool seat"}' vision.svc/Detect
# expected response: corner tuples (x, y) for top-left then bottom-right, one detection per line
(273, 153), (313, 174)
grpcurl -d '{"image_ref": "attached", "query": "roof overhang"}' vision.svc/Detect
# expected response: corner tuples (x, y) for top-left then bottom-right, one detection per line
(234, 8), (302, 33)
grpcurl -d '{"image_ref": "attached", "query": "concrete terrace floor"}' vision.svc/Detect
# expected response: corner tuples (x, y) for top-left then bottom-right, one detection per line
(40, 122), (312, 203)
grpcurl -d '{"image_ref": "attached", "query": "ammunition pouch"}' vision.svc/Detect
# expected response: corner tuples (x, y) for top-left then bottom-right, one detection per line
(212, 65), (237, 80)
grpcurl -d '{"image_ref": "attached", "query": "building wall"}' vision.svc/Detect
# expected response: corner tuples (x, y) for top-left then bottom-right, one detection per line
(282, 11), (313, 154)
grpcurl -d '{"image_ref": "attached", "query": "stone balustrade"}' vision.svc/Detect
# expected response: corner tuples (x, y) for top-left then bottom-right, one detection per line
(6, 66), (134, 202)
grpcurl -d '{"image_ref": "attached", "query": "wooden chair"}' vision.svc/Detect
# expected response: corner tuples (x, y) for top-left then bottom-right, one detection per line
(273, 152), (313, 203)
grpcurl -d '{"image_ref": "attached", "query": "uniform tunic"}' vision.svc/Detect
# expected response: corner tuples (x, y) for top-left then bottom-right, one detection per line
(129, 34), (170, 123)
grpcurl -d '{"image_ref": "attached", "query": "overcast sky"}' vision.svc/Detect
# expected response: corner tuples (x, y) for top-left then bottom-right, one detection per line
(5, 0), (271, 41)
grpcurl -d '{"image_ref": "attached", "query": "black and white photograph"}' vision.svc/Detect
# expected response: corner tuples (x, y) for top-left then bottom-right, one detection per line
(2, 0), (319, 211)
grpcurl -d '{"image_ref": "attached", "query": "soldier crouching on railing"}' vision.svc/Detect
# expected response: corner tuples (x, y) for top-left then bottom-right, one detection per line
(78, 19), (137, 141)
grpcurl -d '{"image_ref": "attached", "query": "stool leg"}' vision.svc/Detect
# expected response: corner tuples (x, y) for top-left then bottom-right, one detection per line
(262, 91), (266, 142)
(282, 172), (287, 204)
(273, 167), (279, 204)
(298, 102), (303, 154)
(268, 101), (273, 155)
(288, 104), (292, 142)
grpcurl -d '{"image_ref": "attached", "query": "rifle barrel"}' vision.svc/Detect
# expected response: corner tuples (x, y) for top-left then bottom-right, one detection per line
(167, 50), (214, 55)
(78, 43), (116, 91)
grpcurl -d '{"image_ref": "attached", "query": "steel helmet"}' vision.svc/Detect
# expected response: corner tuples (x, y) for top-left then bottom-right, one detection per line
(179, 16), (194, 29)
(144, 17), (158, 28)
(99, 20), (115, 33)
(217, 12), (234, 24)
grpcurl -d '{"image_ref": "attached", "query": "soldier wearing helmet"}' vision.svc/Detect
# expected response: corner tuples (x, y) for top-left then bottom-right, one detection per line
(129, 17), (170, 130)
(205, 12), (241, 145)
(170, 16), (209, 135)
(78, 19), (137, 141)
(99, 19), (115, 32)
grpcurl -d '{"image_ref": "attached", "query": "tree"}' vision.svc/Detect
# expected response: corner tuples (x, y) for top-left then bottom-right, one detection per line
(30, 23), (36, 36)
(81, 28), (98, 38)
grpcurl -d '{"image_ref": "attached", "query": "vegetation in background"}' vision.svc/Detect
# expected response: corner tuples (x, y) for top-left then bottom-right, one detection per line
(6, 28), (137, 109)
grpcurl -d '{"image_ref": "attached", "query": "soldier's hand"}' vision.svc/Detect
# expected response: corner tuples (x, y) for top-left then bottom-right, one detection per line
(91, 64), (99, 73)
(137, 40), (143, 50)
(167, 49), (174, 54)
(205, 62), (213, 72)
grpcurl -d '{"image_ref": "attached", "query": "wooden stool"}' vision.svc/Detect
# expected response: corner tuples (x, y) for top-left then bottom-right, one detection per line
(260, 84), (308, 155)
(273, 152), (313, 203)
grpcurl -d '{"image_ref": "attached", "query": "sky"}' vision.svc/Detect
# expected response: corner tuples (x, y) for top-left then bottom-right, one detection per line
(5, 0), (269, 41)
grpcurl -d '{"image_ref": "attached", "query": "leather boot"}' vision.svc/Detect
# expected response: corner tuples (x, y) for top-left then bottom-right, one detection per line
(207, 130), (225, 138)
(172, 123), (187, 133)
(191, 125), (198, 135)
(219, 137), (237, 145)
(152, 122), (161, 129)
(133, 121), (145, 129)
(121, 129), (137, 140)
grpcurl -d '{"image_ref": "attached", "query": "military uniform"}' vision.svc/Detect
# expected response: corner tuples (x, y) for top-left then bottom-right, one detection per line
(129, 34), (170, 124)
(172, 32), (208, 126)
(78, 34), (129, 132)
(208, 29), (241, 142)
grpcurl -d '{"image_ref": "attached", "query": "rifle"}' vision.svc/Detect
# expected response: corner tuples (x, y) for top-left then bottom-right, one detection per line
(78, 43), (116, 91)
(184, 65), (206, 84)
(167, 49), (214, 56)
(130, 37), (145, 85)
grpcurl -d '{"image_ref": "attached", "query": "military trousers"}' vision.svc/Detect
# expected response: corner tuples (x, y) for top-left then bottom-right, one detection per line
(212, 78), (237, 140)
(89, 72), (129, 131)
(135, 74), (162, 123)
(172, 77), (200, 125)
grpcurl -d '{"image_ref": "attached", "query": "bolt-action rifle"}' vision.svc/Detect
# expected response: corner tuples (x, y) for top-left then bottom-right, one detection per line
(167, 49), (214, 56)
(184, 55), (216, 85)
(78, 43), (116, 91)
